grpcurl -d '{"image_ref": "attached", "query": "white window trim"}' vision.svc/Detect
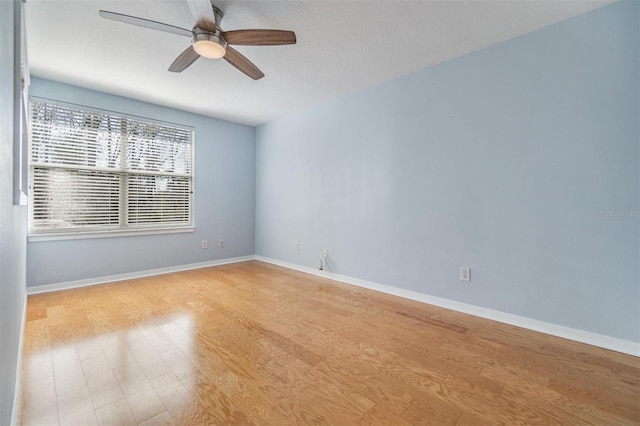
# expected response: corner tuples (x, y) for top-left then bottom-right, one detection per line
(28, 226), (195, 242)
(28, 97), (196, 240)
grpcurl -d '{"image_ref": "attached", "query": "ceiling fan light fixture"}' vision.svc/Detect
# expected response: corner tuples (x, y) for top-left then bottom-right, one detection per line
(193, 27), (227, 59)
(99, 7), (296, 78)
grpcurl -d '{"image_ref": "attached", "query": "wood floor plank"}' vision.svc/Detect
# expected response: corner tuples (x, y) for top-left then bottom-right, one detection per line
(94, 398), (136, 426)
(21, 349), (53, 385)
(124, 388), (167, 424)
(51, 343), (87, 396)
(150, 372), (202, 424)
(137, 411), (175, 426)
(22, 317), (50, 355)
(82, 353), (125, 410)
(26, 297), (47, 321)
(57, 386), (98, 426)
(360, 403), (414, 426)
(321, 352), (414, 417)
(401, 397), (462, 426)
(179, 374), (254, 425)
(501, 379), (634, 425)
(20, 376), (58, 426)
(19, 260), (640, 425)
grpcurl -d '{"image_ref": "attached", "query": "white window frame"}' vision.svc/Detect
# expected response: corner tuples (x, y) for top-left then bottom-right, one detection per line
(28, 97), (195, 241)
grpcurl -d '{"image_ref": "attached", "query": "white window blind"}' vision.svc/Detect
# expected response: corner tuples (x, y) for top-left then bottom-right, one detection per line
(29, 99), (194, 236)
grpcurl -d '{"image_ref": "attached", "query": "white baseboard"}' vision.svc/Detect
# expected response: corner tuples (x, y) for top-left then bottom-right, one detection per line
(255, 256), (640, 357)
(10, 293), (27, 426)
(27, 255), (256, 295)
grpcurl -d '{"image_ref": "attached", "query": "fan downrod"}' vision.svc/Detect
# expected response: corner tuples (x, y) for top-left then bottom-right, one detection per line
(211, 4), (224, 28)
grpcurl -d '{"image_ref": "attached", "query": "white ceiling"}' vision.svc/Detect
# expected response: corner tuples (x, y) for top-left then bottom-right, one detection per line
(26, 0), (612, 127)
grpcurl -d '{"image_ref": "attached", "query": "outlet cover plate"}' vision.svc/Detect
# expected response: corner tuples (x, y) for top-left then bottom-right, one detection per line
(460, 266), (470, 282)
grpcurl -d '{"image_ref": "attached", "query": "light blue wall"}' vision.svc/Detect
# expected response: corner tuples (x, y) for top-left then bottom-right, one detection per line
(28, 78), (256, 287)
(256, 2), (640, 342)
(0, 0), (28, 422)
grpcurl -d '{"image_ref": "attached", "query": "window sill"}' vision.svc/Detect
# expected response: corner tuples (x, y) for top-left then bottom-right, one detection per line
(28, 226), (195, 242)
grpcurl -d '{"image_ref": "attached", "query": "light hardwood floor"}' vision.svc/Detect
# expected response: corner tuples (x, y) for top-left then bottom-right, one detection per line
(19, 260), (639, 425)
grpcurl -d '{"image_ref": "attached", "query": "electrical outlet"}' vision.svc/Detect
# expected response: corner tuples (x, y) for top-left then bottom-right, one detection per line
(323, 248), (328, 258)
(201, 240), (208, 249)
(294, 242), (299, 251)
(460, 266), (470, 282)
(219, 239), (224, 248)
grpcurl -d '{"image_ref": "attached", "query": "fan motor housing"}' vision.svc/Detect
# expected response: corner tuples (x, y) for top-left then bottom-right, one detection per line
(193, 26), (227, 58)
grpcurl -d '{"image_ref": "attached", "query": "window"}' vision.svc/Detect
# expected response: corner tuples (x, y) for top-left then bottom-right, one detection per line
(28, 98), (194, 237)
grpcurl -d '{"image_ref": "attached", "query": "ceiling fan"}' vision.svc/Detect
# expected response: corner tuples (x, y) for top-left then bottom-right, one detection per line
(99, 0), (296, 80)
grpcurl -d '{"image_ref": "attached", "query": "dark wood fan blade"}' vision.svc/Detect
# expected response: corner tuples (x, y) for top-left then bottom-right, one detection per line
(99, 10), (192, 37)
(168, 46), (200, 73)
(223, 46), (264, 80)
(222, 29), (296, 46)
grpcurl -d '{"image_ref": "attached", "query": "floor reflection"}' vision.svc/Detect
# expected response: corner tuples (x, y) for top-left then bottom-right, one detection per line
(21, 308), (195, 426)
